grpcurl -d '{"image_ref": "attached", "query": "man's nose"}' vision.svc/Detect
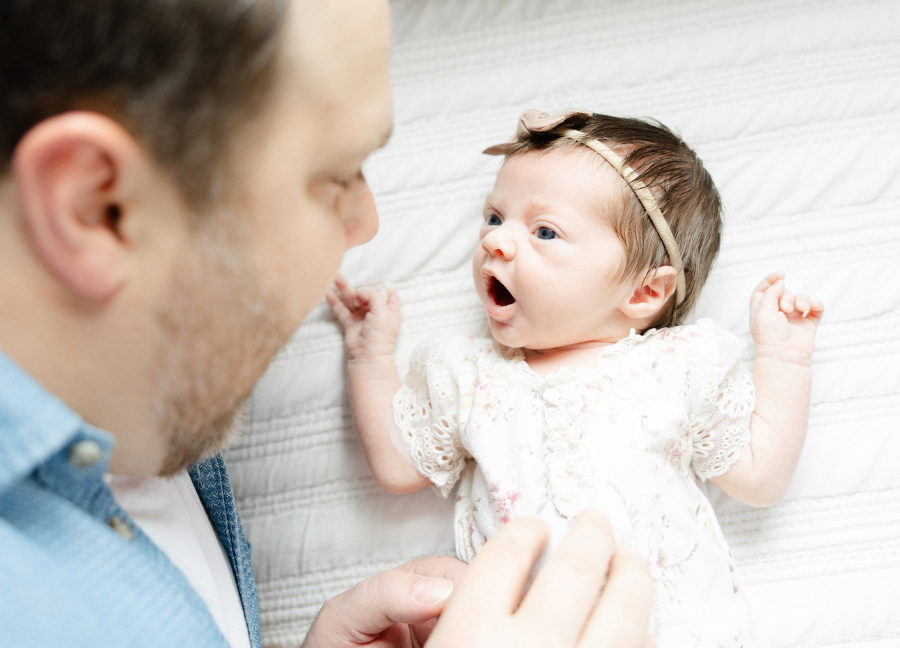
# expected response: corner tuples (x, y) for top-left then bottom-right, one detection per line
(343, 177), (379, 248)
(480, 227), (516, 259)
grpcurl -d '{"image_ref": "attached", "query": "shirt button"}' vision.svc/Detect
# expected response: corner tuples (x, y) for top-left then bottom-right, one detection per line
(67, 440), (103, 468)
(108, 516), (135, 541)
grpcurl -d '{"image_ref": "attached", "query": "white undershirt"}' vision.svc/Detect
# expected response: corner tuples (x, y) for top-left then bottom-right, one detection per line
(106, 470), (252, 648)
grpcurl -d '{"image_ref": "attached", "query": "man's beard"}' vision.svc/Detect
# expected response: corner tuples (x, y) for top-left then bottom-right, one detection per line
(150, 214), (290, 477)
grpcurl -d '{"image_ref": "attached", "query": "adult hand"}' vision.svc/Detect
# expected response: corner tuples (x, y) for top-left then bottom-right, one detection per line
(303, 509), (654, 648)
(426, 509), (654, 648)
(302, 556), (465, 648)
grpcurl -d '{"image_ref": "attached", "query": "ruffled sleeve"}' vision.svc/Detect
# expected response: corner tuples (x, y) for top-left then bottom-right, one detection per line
(688, 320), (755, 481)
(392, 335), (472, 496)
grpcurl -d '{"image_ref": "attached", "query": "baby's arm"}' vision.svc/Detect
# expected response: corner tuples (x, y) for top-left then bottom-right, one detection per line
(326, 275), (430, 494)
(712, 272), (824, 507)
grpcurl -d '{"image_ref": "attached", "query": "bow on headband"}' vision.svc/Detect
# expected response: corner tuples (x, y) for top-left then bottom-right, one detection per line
(482, 109), (587, 155)
(483, 109), (686, 306)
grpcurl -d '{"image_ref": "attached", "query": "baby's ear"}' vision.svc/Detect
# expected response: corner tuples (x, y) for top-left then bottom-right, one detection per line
(619, 266), (678, 321)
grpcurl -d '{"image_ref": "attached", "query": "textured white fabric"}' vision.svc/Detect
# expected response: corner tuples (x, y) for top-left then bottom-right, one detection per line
(107, 471), (251, 648)
(394, 321), (752, 645)
(228, 1), (900, 646)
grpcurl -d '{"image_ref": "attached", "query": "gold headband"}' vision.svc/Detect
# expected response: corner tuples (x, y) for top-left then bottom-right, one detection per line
(484, 109), (686, 305)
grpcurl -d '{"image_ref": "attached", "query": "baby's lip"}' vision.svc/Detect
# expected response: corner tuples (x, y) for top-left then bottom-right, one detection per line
(482, 270), (516, 319)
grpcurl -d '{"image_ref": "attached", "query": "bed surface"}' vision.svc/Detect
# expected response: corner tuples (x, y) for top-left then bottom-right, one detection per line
(228, 1), (900, 645)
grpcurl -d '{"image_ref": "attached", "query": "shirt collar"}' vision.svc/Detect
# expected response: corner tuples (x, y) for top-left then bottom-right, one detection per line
(0, 350), (113, 493)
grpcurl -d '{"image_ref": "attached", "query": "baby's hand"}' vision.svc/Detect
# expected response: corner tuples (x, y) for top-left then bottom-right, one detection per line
(326, 274), (402, 361)
(749, 272), (824, 366)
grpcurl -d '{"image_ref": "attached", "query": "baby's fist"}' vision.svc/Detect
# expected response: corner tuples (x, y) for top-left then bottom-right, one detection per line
(327, 274), (402, 359)
(749, 272), (824, 365)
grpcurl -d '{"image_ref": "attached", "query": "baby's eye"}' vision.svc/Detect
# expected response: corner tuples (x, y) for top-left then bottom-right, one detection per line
(536, 226), (558, 240)
(485, 213), (502, 226)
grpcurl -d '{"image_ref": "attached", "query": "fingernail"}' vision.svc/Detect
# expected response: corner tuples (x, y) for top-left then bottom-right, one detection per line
(413, 578), (454, 605)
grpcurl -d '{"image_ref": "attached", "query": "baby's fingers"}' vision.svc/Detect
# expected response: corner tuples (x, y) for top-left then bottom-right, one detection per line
(808, 299), (825, 320)
(333, 274), (362, 310)
(781, 290), (825, 319)
(793, 294), (825, 321)
(750, 273), (785, 313)
(753, 272), (785, 293)
(326, 289), (356, 330)
(779, 289), (795, 314)
(794, 293), (811, 318)
(331, 275), (386, 313)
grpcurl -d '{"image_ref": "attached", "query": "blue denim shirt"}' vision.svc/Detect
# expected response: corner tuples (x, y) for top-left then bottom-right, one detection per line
(0, 351), (261, 647)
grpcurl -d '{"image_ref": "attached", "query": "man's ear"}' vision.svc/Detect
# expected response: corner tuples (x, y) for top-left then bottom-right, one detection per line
(619, 266), (678, 321)
(12, 112), (146, 301)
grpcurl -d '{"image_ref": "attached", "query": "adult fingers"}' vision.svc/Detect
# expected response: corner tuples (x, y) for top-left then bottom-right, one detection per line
(516, 509), (615, 645)
(580, 547), (654, 648)
(303, 568), (454, 648)
(399, 555), (468, 583)
(399, 558), (469, 648)
(437, 516), (550, 622)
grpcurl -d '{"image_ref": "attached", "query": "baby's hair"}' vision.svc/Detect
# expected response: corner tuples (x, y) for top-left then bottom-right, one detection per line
(501, 112), (722, 329)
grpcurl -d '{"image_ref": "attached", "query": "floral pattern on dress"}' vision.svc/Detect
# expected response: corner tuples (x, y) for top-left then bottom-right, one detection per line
(488, 481), (521, 524)
(393, 319), (753, 647)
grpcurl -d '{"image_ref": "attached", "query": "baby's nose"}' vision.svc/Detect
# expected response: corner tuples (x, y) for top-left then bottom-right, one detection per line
(481, 228), (516, 258)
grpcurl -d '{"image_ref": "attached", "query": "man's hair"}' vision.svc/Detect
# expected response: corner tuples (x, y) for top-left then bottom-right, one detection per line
(0, 0), (288, 205)
(503, 113), (723, 328)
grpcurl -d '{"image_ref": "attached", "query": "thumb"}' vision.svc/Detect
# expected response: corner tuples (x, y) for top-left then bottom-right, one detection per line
(303, 570), (454, 647)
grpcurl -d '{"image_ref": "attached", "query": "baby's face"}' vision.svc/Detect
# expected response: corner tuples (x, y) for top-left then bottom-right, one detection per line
(472, 148), (636, 351)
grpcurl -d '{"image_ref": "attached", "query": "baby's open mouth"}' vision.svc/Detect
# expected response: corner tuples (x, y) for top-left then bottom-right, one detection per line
(489, 277), (515, 306)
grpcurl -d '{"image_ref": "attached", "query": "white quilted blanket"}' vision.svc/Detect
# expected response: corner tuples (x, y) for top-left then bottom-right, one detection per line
(228, 0), (900, 645)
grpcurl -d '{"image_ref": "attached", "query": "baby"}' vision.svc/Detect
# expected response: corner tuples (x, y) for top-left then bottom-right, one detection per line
(327, 109), (823, 646)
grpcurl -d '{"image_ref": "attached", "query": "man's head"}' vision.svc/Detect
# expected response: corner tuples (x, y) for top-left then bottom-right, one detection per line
(0, 0), (288, 206)
(0, 0), (393, 476)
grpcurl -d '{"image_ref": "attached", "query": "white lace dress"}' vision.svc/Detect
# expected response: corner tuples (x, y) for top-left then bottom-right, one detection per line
(393, 318), (754, 646)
